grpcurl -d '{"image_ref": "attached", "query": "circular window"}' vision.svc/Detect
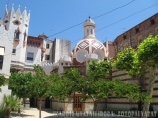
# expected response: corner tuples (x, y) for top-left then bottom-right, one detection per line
(93, 49), (104, 59)
(76, 49), (88, 63)
(13, 20), (21, 25)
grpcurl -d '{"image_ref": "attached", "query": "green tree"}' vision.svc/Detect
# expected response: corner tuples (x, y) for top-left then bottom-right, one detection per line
(9, 72), (33, 107)
(114, 47), (143, 77)
(81, 60), (147, 111)
(30, 65), (53, 118)
(1, 94), (20, 118)
(82, 60), (112, 110)
(114, 35), (158, 118)
(63, 68), (81, 93)
(57, 60), (147, 112)
(49, 73), (73, 101)
(138, 35), (158, 118)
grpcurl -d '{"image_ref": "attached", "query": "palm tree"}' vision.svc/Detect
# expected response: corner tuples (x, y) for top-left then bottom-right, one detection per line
(2, 94), (20, 118)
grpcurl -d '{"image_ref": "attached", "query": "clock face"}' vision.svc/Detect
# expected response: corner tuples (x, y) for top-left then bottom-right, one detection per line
(76, 49), (88, 63)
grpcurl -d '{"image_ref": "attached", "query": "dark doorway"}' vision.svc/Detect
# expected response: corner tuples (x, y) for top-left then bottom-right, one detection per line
(45, 97), (50, 108)
(30, 97), (37, 107)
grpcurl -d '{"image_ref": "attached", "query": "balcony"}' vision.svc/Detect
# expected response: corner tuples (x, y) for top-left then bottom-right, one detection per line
(84, 54), (98, 62)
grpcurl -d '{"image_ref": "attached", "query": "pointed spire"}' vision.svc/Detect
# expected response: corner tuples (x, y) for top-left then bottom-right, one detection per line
(9, 4), (15, 16)
(22, 7), (27, 16)
(28, 10), (30, 20)
(4, 5), (8, 16)
(11, 4), (14, 11)
(16, 5), (21, 15)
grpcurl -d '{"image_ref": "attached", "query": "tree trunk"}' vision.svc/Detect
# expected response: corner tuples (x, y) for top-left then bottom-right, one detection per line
(23, 98), (26, 107)
(7, 111), (10, 118)
(18, 97), (22, 114)
(93, 100), (97, 111)
(142, 66), (156, 118)
(39, 98), (42, 118)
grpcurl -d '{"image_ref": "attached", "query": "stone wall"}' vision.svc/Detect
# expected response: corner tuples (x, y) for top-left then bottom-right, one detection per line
(112, 13), (158, 56)
(106, 69), (158, 111)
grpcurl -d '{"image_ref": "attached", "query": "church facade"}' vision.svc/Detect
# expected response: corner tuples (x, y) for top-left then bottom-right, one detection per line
(0, 5), (158, 111)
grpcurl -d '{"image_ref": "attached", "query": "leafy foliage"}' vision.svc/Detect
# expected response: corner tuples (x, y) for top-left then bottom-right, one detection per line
(138, 35), (158, 67)
(31, 65), (54, 118)
(0, 75), (6, 92)
(112, 79), (150, 102)
(50, 76), (74, 101)
(30, 65), (51, 98)
(1, 94), (20, 117)
(114, 35), (158, 116)
(114, 47), (143, 77)
(88, 60), (112, 80)
(9, 72), (33, 98)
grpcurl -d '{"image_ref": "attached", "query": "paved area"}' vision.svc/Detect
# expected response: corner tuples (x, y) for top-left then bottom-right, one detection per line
(11, 108), (57, 118)
(11, 108), (138, 118)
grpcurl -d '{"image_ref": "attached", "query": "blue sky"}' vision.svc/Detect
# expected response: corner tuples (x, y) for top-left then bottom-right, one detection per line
(0, 0), (158, 48)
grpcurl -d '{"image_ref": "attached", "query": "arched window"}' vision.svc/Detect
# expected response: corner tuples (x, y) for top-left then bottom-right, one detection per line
(91, 29), (93, 34)
(87, 29), (89, 35)
(14, 30), (20, 39)
(30, 41), (32, 45)
(24, 33), (26, 41)
(27, 40), (30, 45)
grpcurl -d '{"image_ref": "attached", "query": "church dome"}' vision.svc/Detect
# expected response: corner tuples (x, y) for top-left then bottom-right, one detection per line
(72, 38), (107, 63)
(72, 17), (108, 63)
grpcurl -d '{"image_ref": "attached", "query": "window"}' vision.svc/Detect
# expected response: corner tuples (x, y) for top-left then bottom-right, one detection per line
(5, 25), (7, 30)
(0, 47), (4, 55)
(24, 34), (26, 41)
(12, 49), (16, 54)
(14, 30), (20, 39)
(27, 52), (34, 61)
(87, 29), (89, 35)
(46, 44), (49, 49)
(41, 54), (43, 61)
(38, 42), (41, 47)
(13, 20), (20, 25)
(135, 28), (139, 33)
(150, 19), (155, 25)
(45, 55), (50, 60)
(91, 29), (93, 34)
(0, 47), (4, 69)
(27, 41), (30, 45)
(0, 56), (3, 69)
(123, 35), (126, 40)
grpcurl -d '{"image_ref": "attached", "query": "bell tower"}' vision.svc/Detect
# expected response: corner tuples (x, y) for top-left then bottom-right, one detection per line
(3, 4), (30, 66)
(83, 17), (96, 38)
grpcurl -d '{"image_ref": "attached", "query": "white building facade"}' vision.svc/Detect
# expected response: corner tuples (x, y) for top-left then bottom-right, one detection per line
(0, 5), (71, 74)
(0, 5), (71, 104)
